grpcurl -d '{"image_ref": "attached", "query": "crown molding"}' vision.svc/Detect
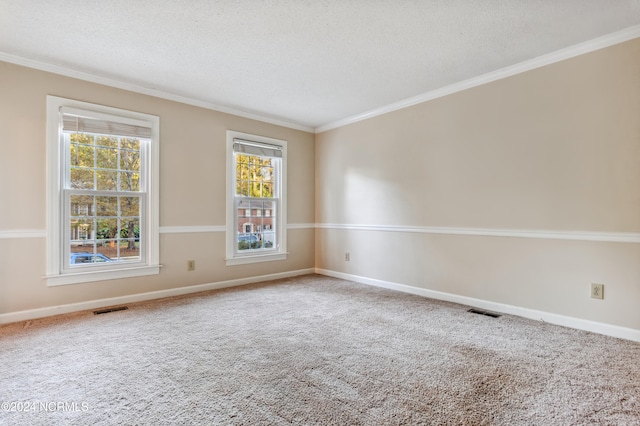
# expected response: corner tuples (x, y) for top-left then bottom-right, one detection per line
(0, 52), (314, 134)
(315, 24), (640, 133)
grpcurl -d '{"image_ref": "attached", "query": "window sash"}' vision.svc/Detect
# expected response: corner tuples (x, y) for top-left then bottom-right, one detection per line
(60, 107), (151, 273)
(63, 190), (146, 271)
(233, 197), (279, 254)
(61, 124), (149, 272)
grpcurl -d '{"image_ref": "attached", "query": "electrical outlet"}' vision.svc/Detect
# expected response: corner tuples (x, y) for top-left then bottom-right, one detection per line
(345, 252), (350, 262)
(187, 260), (195, 271)
(591, 283), (604, 299)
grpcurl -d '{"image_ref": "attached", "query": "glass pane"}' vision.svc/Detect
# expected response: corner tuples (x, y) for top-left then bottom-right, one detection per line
(119, 242), (140, 261)
(96, 241), (117, 261)
(70, 250), (105, 265)
(120, 148), (140, 172)
(96, 147), (118, 170)
(70, 144), (94, 168)
(249, 164), (259, 179)
(70, 195), (94, 217)
(236, 154), (249, 165)
(237, 199), (250, 210)
(236, 181), (249, 196)
(262, 167), (274, 181)
(97, 196), (118, 217)
(119, 218), (140, 260)
(119, 218), (139, 239)
(120, 172), (140, 191)
(96, 170), (118, 191)
(70, 218), (95, 243)
(121, 138), (140, 152)
(121, 197), (140, 217)
(262, 183), (274, 198)
(236, 164), (249, 181)
(249, 181), (261, 197)
(71, 132), (94, 145)
(263, 231), (275, 249)
(96, 218), (118, 242)
(96, 136), (118, 149)
(238, 232), (260, 251)
(263, 200), (274, 210)
(70, 168), (95, 189)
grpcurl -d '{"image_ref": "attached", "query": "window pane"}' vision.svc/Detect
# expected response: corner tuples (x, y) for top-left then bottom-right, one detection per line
(70, 218), (95, 243)
(262, 183), (273, 198)
(263, 231), (275, 248)
(70, 168), (95, 189)
(96, 136), (118, 149)
(121, 197), (140, 217)
(71, 133), (95, 145)
(120, 172), (140, 191)
(97, 218), (118, 242)
(70, 195), (94, 217)
(120, 146), (140, 172)
(70, 144), (94, 168)
(120, 218), (140, 260)
(96, 147), (118, 170)
(120, 138), (140, 152)
(236, 154), (249, 165)
(96, 242), (117, 261)
(96, 171), (118, 191)
(97, 196), (118, 217)
(262, 166), (274, 181)
(236, 181), (249, 196)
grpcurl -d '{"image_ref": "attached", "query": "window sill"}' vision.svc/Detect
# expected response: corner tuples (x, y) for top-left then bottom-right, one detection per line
(45, 265), (160, 286)
(225, 252), (288, 266)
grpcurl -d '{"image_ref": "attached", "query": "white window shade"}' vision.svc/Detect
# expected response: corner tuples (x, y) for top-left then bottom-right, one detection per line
(61, 107), (152, 138)
(233, 139), (282, 158)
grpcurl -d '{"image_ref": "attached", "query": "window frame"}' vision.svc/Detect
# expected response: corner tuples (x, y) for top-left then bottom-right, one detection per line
(46, 96), (160, 285)
(226, 130), (287, 266)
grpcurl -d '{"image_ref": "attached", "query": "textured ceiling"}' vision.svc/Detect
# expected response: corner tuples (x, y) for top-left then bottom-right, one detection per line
(1, 1), (640, 131)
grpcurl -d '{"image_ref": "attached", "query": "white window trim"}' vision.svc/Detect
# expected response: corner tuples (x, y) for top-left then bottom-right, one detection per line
(46, 96), (160, 285)
(225, 130), (287, 266)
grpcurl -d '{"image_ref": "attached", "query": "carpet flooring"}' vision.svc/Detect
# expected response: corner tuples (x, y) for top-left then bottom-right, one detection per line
(1, 274), (639, 425)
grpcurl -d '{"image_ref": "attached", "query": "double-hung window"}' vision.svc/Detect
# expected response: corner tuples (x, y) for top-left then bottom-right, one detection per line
(226, 131), (287, 265)
(46, 96), (159, 285)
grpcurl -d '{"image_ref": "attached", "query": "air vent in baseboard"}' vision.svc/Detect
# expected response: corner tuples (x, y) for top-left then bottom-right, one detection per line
(94, 306), (128, 315)
(468, 308), (501, 318)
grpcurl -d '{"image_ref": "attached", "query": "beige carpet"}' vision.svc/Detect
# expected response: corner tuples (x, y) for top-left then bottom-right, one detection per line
(1, 274), (639, 425)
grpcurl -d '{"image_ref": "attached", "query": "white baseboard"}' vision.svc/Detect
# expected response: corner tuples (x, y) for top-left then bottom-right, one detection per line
(0, 268), (315, 325)
(315, 268), (640, 343)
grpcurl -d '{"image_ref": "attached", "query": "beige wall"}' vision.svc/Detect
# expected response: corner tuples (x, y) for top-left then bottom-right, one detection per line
(316, 39), (640, 330)
(0, 61), (315, 314)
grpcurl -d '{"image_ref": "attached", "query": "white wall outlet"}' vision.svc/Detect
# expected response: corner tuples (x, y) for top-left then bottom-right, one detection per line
(187, 260), (195, 271)
(345, 252), (350, 262)
(591, 283), (604, 299)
